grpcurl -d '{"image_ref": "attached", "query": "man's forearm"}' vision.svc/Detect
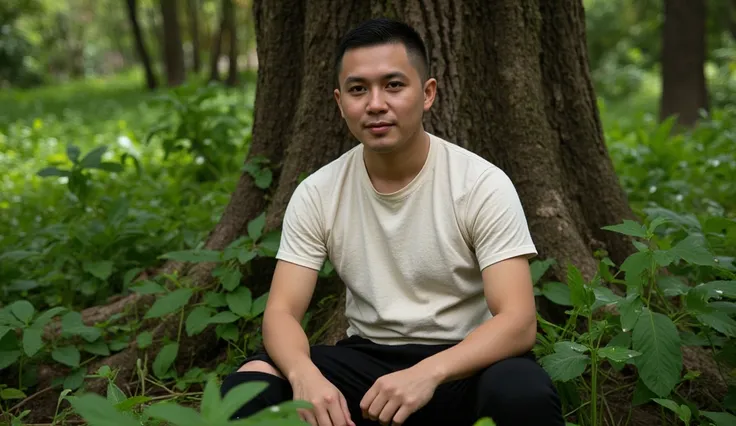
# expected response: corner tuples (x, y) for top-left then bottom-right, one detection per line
(262, 309), (320, 382)
(417, 312), (537, 384)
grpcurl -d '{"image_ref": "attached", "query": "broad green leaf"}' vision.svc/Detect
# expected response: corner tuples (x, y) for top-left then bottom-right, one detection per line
(32, 307), (67, 328)
(83, 261), (114, 280)
(213, 267), (242, 291)
(67, 393), (140, 426)
(0, 326), (11, 341)
(37, 167), (71, 177)
(83, 340), (110, 356)
(0, 351), (21, 370)
(658, 276), (691, 297)
(248, 212), (266, 241)
(145, 402), (204, 426)
(10, 300), (34, 324)
(114, 395), (152, 412)
(227, 287), (253, 317)
(251, 292), (269, 317)
(597, 346), (641, 363)
(0, 388), (26, 400)
(696, 281), (736, 300)
(653, 399), (691, 425)
(153, 343), (179, 378)
(567, 265), (593, 309)
(220, 381), (270, 421)
(144, 289), (193, 319)
(107, 382), (127, 405)
(200, 376), (221, 421)
(160, 249), (222, 263)
(539, 351), (589, 382)
(530, 259), (556, 285)
(253, 168), (273, 189)
(79, 146), (108, 169)
(136, 331), (153, 349)
(653, 250), (676, 267)
(237, 249), (257, 265)
(620, 251), (650, 289)
(0, 250), (40, 262)
(542, 282), (572, 306)
(208, 312), (240, 324)
(52, 346), (81, 368)
(61, 312), (102, 342)
(606, 332), (632, 370)
(92, 162), (124, 173)
(618, 293), (644, 332)
(554, 341), (589, 353)
(22, 327), (44, 357)
(701, 411), (736, 426)
(129, 280), (166, 294)
(186, 306), (213, 336)
(602, 220), (648, 238)
(712, 302), (736, 316)
(204, 291), (228, 308)
(696, 311), (736, 337)
(648, 217), (670, 233)
(632, 309), (682, 397)
(670, 235), (718, 266)
(258, 230), (281, 255)
(0, 309), (24, 327)
(592, 287), (622, 311)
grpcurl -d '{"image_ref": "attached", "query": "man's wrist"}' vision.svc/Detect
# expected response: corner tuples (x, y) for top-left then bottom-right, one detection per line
(284, 357), (321, 384)
(416, 355), (449, 384)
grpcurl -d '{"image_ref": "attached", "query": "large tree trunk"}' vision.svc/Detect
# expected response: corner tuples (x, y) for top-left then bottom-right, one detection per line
(659, 0), (708, 127)
(160, 0), (186, 86)
(24, 0), (648, 422)
(187, 0), (201, 73)
(125, 0), (159, 90)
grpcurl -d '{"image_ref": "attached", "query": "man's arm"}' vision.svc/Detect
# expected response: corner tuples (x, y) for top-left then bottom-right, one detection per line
(415, 255), (538, 383)
(261, 260), (321, 382)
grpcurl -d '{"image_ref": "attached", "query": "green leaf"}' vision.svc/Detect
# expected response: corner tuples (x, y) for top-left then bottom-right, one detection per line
(207, 312), (240, 324)
(144, 289), (193, 319)
(648, 217), (670, 234)
(539, 351), (589, 382)
(79, 146), (108, 169)
(632, 309), (683, 397)
(61, 312), (102, 342)
(32, 307), (67, 328)
(597, 346), (641, 363)
(10, 300), (34, 324)
(696, 311), (736, 337)
(67, 393), (140, 426)
(220, 381), (270, 422)
(186, 306), (213, 336)
(670, 235), (718, 266)
(602, 220), (648, 238)
(258, 231), (281, 256)
(22, 327), (44, 357)
(237, 249), (257, 265)
(653, 250), (676, 267)
(653, 399), (691, 425)
(83, 340), (110, 356)
(1, 388), (27, 400)
(153, 343), (179, 378)
(199, 376), (221, 421)
(0, 350), (21, 370)
(592, 287), (622, 311)
(145, 402), (204, 426)
(136, 331), (153, 349)
(52, 346), (81, 368)
(530, 259), (556, 285)
(251, 292), (269, 317)
(253, 168), (273, 189)
(83, 261), (114, 280)
(554, 341), (589, 353)
(92, 162), (124, 173)
(107, 382), (127, 405)
(129, 280), (166, 295)
(620, 251), (650, 289)
(696, 281), (736, 300)
(473, 419), (497, 426)
(248, 212), (266, 241)
(67, 145), (81, 163)
(227, 287), (253, 317)
(701, 411), (736, 426)
(204, 291), (228, 308)
(567, 265), (593, 309)
(658, 276), (691, 297)
(37, 166), (71, 177)
(618, 293), (644, 332)
(542, 282), (572, 306)
(0, 326), (11, 341)
(214, 267), (242, 291)
(114, 395), (152, 412)
(160, 249), (222, 263)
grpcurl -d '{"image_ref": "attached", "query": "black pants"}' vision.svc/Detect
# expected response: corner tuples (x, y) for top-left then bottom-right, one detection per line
(220, 335), (565, 426)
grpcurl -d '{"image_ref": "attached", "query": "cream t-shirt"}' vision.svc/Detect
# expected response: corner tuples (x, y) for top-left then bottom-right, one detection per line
(276, 132), (537, 345)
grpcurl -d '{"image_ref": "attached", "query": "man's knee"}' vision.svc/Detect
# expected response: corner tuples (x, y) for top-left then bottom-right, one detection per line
(237, 360), (285, 379)
(476, 356), (563, 424)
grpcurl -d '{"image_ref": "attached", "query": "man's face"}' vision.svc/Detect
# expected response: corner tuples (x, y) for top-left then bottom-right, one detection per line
(334, 43), (436, 154)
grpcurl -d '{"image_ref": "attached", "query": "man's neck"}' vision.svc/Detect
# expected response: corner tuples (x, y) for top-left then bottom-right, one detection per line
(363, 129), (430, 191)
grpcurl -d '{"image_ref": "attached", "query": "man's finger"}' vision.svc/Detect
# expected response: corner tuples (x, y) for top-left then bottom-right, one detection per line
(326, 396), (349, 426)
(299, 408), (318, 426)
(367, 392), (389, 421)
(314, 403), (334, 426)
(339, 393), (355, 426)
(377, 398), (401, 426)
(392, 404), (414, 426)
(359, 385), (378, 416)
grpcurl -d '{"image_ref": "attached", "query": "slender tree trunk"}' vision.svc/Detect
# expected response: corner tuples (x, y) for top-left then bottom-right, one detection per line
(125, 0), (159, 90)
(209, 0), (226, 81)
(660, 0), (708, 127)
(160, 0), (186, 86)
(187, 0), (202, 73)
(225, 0), (238, 86)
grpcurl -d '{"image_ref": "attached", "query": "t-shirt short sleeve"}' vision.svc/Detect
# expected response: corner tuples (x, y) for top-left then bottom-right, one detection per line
(465, 168), (538, 271)
(275, 180), (327, 271)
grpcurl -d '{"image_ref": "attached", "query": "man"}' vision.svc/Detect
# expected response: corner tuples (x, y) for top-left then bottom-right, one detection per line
(221, 17), (565, 426)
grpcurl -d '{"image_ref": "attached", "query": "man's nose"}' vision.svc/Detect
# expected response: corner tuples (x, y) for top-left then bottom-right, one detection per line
(366, 90), (387, 112)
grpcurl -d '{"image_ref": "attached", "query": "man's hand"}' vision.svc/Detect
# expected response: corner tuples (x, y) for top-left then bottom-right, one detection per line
(290, 367), (356, 426)
(359, 365), (441, 425)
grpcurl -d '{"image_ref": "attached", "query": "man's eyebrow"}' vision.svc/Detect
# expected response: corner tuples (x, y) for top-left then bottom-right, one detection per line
(343, 72), (409, 85)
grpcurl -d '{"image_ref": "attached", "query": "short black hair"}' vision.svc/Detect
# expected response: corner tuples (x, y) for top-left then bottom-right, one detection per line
(335, 18), (430, 84)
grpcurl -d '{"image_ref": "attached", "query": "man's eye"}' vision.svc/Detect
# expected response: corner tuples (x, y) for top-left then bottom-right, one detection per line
(348, 86), (365, 93)
(387, 81), (404, 88)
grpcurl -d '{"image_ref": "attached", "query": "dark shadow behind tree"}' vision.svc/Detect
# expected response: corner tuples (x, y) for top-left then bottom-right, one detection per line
(660, 0), (709, 126)
(209, 0), (237, 84)
(187, 0), (201, 73)
(225, 0), (238, 86)
(125, 0), (158, 90)
(160, 0), (186, 86)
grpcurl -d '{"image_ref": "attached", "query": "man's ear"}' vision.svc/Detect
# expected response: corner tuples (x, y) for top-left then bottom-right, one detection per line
(334, 88), (344, 118)
(422, 78), (437, 112)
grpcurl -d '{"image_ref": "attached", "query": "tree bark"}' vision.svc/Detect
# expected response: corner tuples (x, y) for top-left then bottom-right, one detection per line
(660, 0), (709, 127)
(187, 0), (201, 73)
(225, 0), (238, 86)
(125, 0), (159, 90)
(160, 0), (187, 86)
(209, 0), (226, 81)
